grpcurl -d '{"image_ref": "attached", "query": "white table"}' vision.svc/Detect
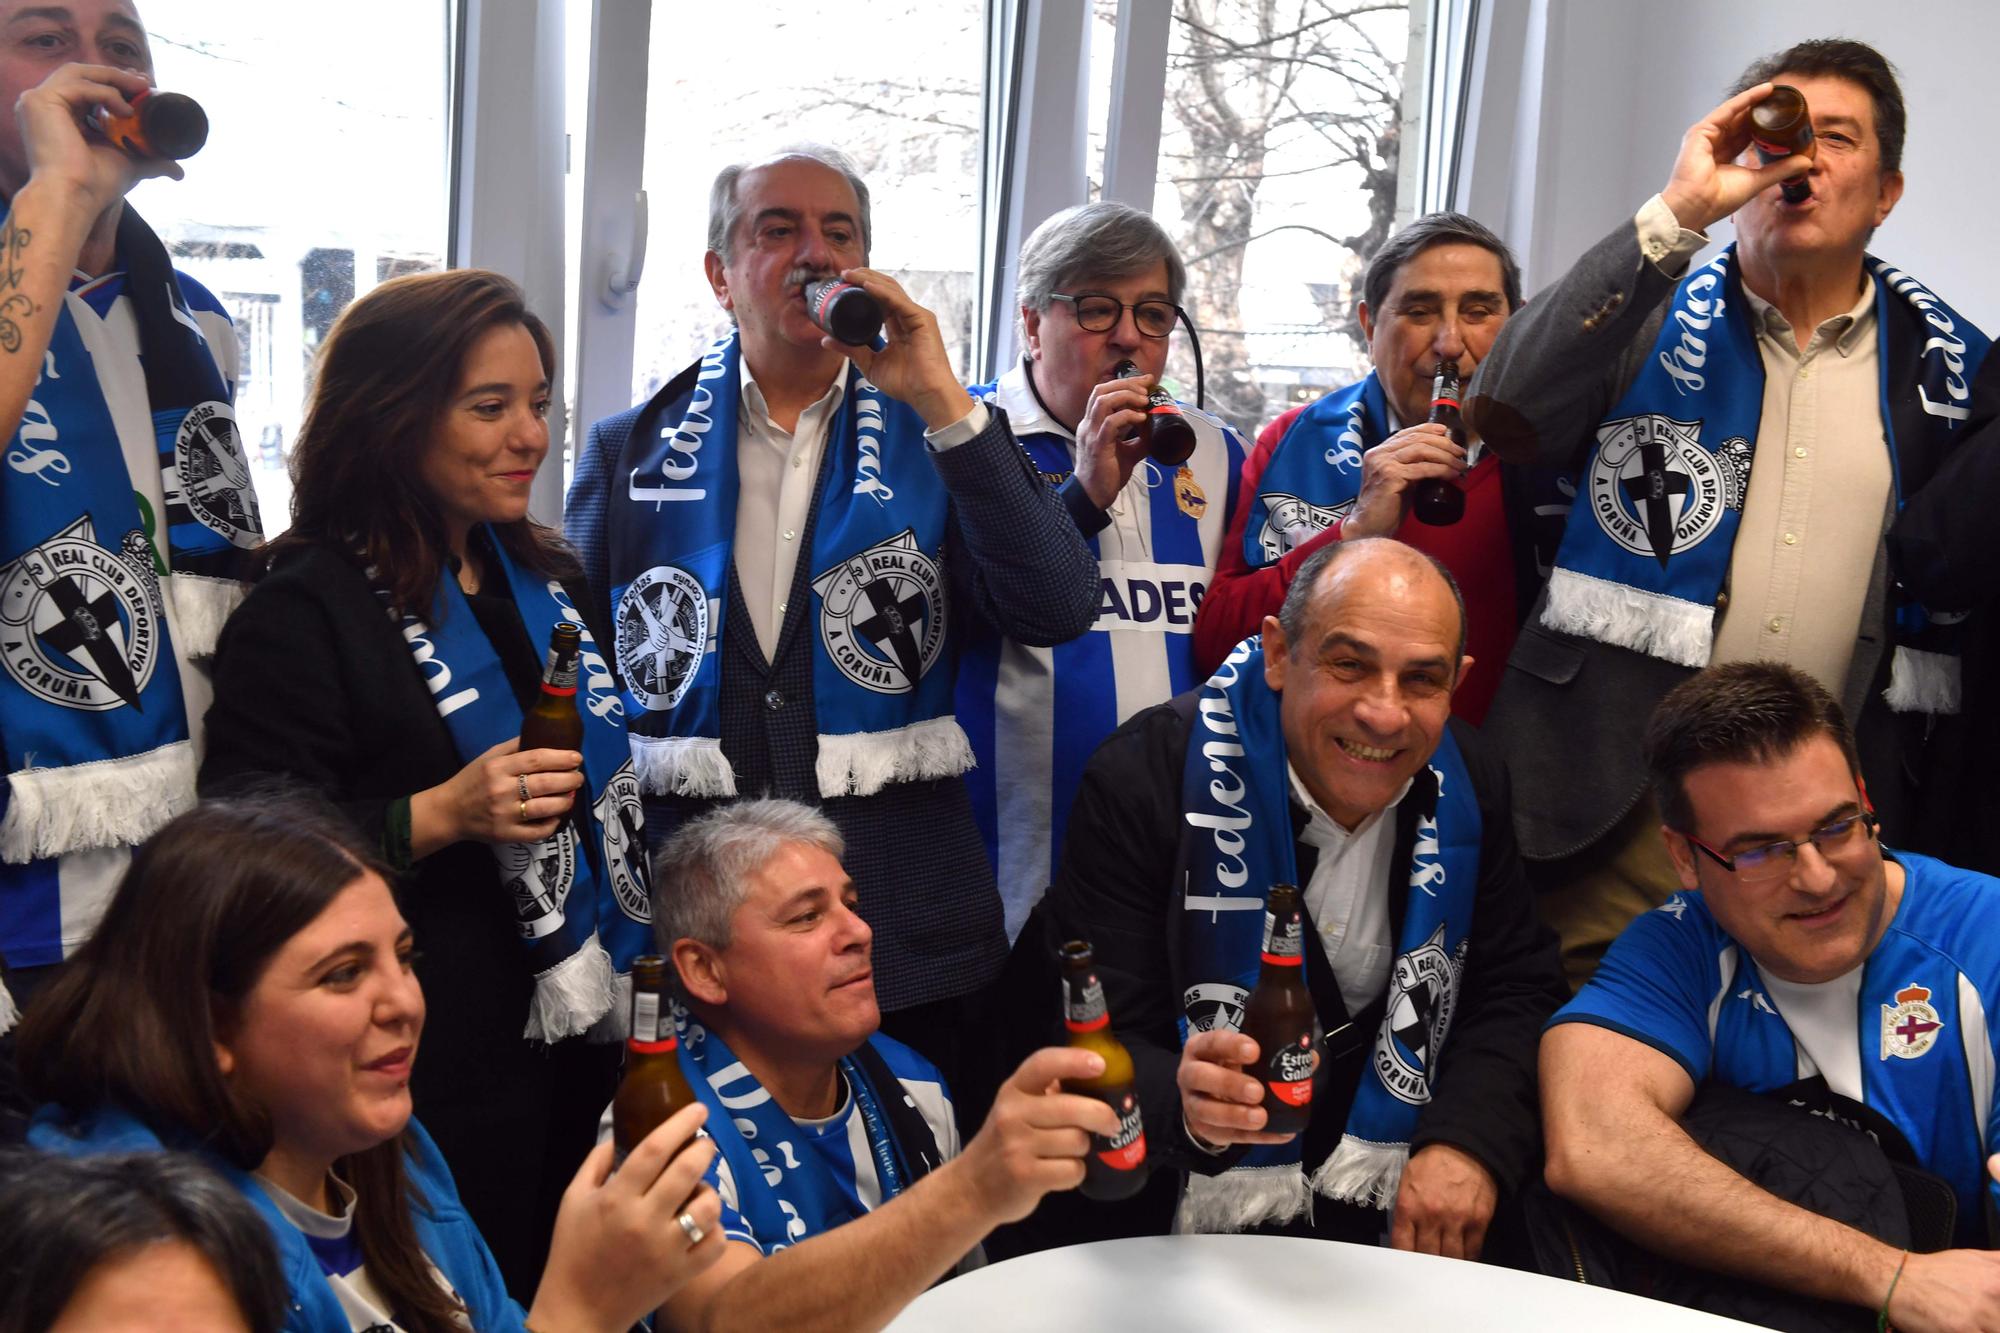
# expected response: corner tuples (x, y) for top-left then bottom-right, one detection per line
(885, 1235), (1765, 1331)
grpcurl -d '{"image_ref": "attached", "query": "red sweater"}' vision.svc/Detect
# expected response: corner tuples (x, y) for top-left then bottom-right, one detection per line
(1192, 404), (1517, 725)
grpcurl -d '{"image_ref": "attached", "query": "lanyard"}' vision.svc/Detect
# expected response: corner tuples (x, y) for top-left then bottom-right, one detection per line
(840, 1053), (909, 1200)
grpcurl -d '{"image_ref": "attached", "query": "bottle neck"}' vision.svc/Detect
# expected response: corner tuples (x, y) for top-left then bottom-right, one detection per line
(1063, 969), (1111, 1033)
(1259, 907), (1306, 975)
(628, 985), (676, 1054)
(538, 646), (579, 698)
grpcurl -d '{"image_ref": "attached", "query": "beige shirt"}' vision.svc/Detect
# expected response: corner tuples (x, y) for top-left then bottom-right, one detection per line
(731, 357), (988, 660)
(1637, 197), (1890, 694)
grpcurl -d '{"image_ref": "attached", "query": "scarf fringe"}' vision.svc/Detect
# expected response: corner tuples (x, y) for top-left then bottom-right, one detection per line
(0, 974), (16, 1036)
(1175, 1162), (1312, 1234)
(1310, 1135), (1408, 1210)
(0, 739), (196, 864)
(1885, 645), (1961, 715)
(815, 716), (975, 799)
(1540, 567), (1714, 667)
(522, 933), (618, 1042)
(586, 969), (634, 1044)
(164, 572), (247, 659)
(631, 735), (738, 798)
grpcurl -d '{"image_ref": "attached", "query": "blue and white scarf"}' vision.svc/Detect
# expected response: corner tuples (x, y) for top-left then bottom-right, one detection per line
(1543, 246), (1991, 713)
(1238, 373), (1391, 568)
(610, 332), (971, 799)
(384, 532), (652, 1041)
(1175, 637), (1481, 1232)
(676, 1002), (919, 1249)
(0, 205), (257, 894)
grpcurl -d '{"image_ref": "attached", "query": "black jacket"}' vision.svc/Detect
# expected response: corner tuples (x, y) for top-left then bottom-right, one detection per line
(1041, 696), (1566, 1194)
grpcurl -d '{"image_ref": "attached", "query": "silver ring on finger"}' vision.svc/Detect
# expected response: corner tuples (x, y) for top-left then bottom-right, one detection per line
(516, 774), (530, 803)
(677, 1211), (706, 1247)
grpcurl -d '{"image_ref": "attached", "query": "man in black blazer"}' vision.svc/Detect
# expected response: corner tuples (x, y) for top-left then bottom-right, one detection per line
(1469, 39), (2000, 985)
(1042, 538), (1564, 1257)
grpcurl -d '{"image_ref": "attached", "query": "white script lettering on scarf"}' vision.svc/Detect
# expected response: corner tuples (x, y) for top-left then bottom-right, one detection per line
(852, 378), (894, 504)
(402, 619), (479, 717)
(1184, 639), (1261, 906)
(1659, 268), (1721, 394)
(1880, 262), (1974, 423)
(1409, 763), (1449, 898)
(629, 339), (731, 504)
(546, 580), (626, 721)
(8, 349), (70, 486)
(1322, 395), (1366, 473)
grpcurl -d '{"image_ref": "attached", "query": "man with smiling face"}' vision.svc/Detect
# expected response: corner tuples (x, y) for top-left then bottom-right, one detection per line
(647, 798), (1120, 1333)
(1470, 39), (2000, 987)
(567, 146), (1098, 1091)
(1544, 662), (2000, 1330)
(1194, 213), (1549, 726)
(957, 202), (1247, 943)
(0, 1), (261, 1065)
(1044, 538), (1564, 1252)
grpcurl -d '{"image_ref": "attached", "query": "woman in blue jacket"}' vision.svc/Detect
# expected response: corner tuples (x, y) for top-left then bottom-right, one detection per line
(16, 794), (722, 1333)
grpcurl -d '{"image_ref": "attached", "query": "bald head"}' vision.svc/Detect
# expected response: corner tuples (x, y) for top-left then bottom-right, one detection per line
(1276, 538), (1467, 671)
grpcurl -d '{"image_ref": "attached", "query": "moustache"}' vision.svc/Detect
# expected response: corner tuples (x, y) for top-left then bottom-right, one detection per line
(786, 265), (840, 292)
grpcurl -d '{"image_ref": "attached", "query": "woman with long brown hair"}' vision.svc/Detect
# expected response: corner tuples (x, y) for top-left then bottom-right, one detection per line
(199, 269), (652, 1296)
(18, 795), (721, 1333)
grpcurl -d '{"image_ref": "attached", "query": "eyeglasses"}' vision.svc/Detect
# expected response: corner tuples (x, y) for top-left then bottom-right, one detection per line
(1049, 293), (1181, 339)
(1680, 811), (1880, 884)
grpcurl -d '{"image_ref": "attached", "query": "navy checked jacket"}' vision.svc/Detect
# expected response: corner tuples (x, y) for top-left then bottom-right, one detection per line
(567, 384), (1099, 1011)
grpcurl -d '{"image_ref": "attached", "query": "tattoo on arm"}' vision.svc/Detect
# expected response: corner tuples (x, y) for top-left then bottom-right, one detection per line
(0, 222), (39, 354)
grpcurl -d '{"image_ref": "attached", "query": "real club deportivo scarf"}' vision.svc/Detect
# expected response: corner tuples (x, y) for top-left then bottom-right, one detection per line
(0, 204), (260, 870)
(383, 531), (653, 1042)
(1176, 637), (1480, 1232)
(1238, 372), (1392, 568)
(610, 331), (971, 800)
(1543, 246), (1990, 712)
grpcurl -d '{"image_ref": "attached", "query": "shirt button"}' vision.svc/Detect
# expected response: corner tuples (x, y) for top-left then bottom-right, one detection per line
(1715, 591), (1730, 609)
(778, 600), (787, 615)
(792, 456), (804, 469)
(1798, 367), (1811, 380)
(1783, 532), (1798, 545)
(783, 528), (796, 542)
(1768, 616), (1785, 633)
(764, 689), (785, 710)
(1794, 446), (1808, 458)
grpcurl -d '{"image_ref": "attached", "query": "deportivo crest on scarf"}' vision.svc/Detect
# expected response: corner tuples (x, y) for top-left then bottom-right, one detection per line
(1240, 374), (1387, 568)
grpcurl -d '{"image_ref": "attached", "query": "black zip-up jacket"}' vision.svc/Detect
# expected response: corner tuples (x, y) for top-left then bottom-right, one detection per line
(1042, 696), (1567, 1193)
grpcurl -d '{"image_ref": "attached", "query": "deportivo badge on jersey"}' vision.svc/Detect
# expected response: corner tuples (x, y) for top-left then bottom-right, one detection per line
(170, 401), (262, 548)
(500, 822), (578, 941)
(811, 528), (946, 696)
(0, 516), (163, 711)
(1255, 491), (1352, 563)
(1880, 981), (1944, 1061)
(1375, 922), (1466, 1106)
(616, 564), (710, 711)
(1585, 414), (1745, 564)
(1183, 980), (1248, 1034)
(1174, 466), (1207, 520)
(593, 759), (651, 924)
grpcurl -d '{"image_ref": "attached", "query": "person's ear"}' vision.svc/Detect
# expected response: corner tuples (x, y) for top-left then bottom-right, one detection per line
(1021, 305), (1043, 361)
(1661, 827), (1702, 892)
(704, 250), (733, 314)
(673, 938), (727, 1008)
(1357, 300), (1376, 343)
(211, 1003), (238, 1078)
(1874, 169), (1905, 227)
(1262, 616), (1289, 691)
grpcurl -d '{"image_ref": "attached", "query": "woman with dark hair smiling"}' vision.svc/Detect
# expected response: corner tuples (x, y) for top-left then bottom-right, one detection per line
(17, 795), (721, 1333)
(197, 269), (654, 1294)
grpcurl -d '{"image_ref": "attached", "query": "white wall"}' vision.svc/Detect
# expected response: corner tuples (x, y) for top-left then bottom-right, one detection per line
(1460, 0), (2000, 329)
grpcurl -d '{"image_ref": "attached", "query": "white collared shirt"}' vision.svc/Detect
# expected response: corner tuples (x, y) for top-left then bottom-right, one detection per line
(1287, 764), (1415, 1013)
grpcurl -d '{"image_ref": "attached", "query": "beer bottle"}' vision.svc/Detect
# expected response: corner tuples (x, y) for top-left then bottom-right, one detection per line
(1413, 359), (1467, 526)
(1113, 359), (1198, 468)
(93, 89), (209, 161)
(612, 955), (699, 1161)
(1749, 84), (1815, 204)
(1057, 940), (1150, 1201)
(520, 622), (585, 752)
(804, 278), (884, 347)
(1240, 883), (1315, 1135)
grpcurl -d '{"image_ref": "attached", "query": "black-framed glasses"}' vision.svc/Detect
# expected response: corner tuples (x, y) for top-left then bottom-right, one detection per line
(1681, 811), (1880, 884)
(1049, 293), (1182, 339)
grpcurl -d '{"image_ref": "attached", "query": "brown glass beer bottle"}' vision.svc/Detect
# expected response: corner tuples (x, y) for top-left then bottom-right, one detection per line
(520, 622), (585, 753)
(1057, 941), (1150, 1201)
(611, 955), (699, 1161)
(1240, 883), (1315, 1135)
(1112, 358), (1198, 467)
(1749, 84), (1815, 204)
(1413, 359), (1467, 526)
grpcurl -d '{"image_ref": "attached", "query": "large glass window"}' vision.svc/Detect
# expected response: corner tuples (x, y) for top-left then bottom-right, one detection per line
(630, 0), (985, 402)
(1148, 0), (1410, 435)
(129, 2), (452, 533)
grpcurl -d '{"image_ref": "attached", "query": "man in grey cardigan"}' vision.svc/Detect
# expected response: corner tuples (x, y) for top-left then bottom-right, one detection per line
(1469, 39), (2000, 984)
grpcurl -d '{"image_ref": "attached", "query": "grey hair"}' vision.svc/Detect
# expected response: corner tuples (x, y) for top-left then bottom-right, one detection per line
(1361, 211), (1523, 317)
(1016, 202), (1188, 327)
(650, 798), (847, 952)
(1275, 538), (1467, 670)
(706, 143), (874, 264)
